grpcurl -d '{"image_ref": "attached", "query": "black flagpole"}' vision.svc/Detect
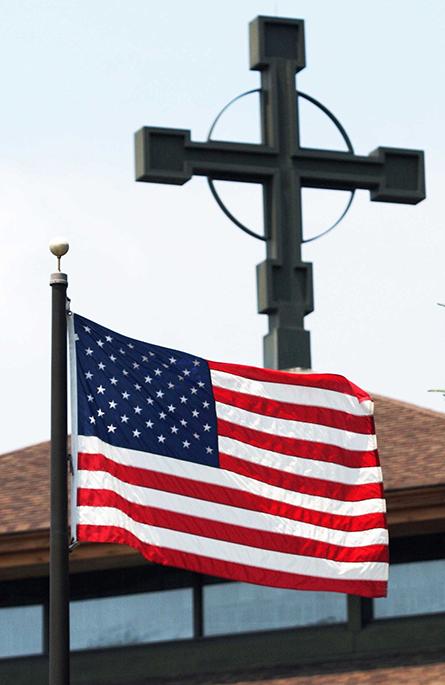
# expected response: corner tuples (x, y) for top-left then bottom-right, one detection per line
(49, 240), (70, 685)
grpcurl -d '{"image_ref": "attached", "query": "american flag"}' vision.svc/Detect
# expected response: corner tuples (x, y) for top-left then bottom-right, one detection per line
(70, 313), (388, 598)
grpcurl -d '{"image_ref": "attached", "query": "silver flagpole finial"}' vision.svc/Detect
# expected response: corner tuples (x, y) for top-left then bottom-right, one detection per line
(49, 238), (69, 272)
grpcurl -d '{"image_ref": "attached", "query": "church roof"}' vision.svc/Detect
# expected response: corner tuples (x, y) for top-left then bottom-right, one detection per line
(0, 394), (444, 536)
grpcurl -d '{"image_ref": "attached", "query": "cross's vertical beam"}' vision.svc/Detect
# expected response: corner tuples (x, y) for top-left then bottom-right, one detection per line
(251, 17), (313, 369)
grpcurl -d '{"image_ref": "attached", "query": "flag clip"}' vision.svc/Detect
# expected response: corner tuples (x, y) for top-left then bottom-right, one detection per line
(69, 539), (80, 553)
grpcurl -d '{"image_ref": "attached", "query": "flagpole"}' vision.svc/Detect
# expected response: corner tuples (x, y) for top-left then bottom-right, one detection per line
(49, 239), (70, 685)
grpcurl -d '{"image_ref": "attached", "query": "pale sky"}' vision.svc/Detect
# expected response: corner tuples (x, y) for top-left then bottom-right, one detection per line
(1, 0), (444, 454)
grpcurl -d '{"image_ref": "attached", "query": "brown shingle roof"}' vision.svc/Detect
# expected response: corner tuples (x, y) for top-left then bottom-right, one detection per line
(219, 661), (445, 685)
(178, 663), (445, 685)
(0, 395), (444, 535)
(0, 441), (50, 535)
(137, 649), (445, 684)
(373, 395), (445, 489)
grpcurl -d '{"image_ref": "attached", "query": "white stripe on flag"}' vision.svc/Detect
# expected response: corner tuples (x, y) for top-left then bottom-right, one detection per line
(78, 436), (386, 516)
(210, 369), (374, 416)
(215, 402), (377, 451)
(78, 469), (389, 548)
(218, 436), (383, 485)
(78, 506), (388, 581)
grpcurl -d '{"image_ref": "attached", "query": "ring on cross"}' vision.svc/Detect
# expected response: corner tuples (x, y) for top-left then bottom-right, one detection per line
(206, 88), (356, 243)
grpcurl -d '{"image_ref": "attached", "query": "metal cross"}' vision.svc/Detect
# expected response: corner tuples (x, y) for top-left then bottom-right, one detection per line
(135, 16), (425, 370)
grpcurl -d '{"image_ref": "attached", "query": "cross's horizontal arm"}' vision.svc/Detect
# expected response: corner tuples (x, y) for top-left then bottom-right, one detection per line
(136, 127), (425, 205)
(135, 127), (277, 185)
(296, 147), (425, 204)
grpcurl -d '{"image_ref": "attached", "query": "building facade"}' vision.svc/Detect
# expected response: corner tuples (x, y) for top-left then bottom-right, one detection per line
(0, 395), (444, 684)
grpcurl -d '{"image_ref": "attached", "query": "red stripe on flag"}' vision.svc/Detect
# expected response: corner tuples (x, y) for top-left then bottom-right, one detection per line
(77, 524), (387, 597)
(78, 452), (387, 532)
(219, 453), (384, 502)
(208, 361), (372, 402)
(213, 386), (375, 434)
(78, 488), (389, 563)
(217, 419), (380, 468)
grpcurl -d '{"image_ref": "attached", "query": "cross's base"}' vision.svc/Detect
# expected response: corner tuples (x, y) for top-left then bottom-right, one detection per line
(263, 327), (311, 371)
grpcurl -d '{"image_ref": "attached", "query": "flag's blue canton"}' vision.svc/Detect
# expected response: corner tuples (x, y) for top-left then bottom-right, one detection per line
(73, 314), (219, 468)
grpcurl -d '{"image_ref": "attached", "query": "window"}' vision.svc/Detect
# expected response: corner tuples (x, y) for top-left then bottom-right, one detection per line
(374, 558), (445, 619)
(0, 605), (43, 658)
(70, 587), (193, 650)
(204, 581), (347, 636)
